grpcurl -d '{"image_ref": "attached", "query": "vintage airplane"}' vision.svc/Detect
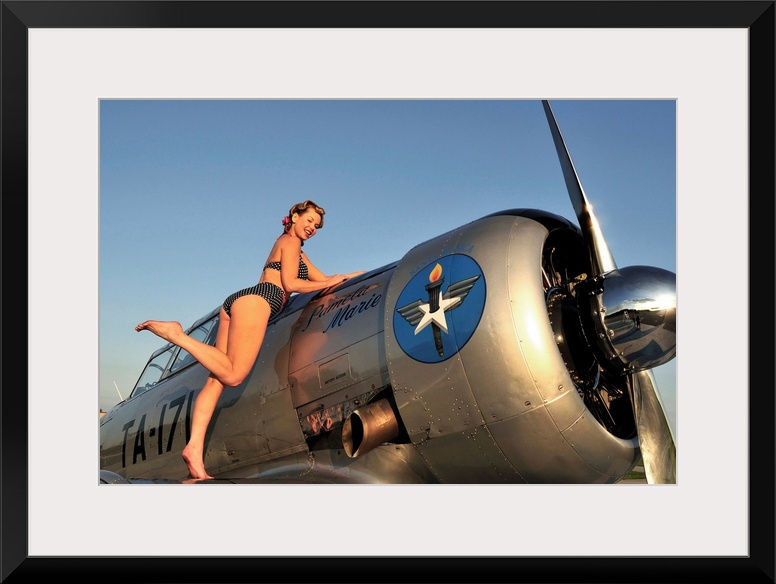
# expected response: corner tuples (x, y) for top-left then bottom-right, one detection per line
(99, 100), (677, 485)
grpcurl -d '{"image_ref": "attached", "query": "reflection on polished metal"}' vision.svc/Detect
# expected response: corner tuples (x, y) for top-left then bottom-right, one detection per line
(542, 99), (676, 485)
(99, 102), (678, 485)
(582, 265), (677, 373)
(342, 399), (400, 458)
(631, 370), (676, 484)
(542, 100), (617, 277)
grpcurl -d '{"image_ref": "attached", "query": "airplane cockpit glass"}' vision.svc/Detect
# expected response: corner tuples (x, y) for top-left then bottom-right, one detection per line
(127, 313), (220, 401)
(169, 316), (218, 373)
(130, 346), (175, 399)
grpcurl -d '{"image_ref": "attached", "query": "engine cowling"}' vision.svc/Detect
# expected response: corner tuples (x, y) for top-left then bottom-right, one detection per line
(380, 210), (640, 483)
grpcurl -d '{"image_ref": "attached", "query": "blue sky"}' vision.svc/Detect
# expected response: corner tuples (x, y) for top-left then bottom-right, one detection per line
(99, 99), (676, 433)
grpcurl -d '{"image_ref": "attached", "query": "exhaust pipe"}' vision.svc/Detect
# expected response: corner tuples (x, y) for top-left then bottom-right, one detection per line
(342, 399), (399, 458)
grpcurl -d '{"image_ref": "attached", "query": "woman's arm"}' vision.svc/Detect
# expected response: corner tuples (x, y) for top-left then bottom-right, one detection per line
(300, 251), (329, 282)
(302, 253), (366, 283)
(279, 241), (347, 294)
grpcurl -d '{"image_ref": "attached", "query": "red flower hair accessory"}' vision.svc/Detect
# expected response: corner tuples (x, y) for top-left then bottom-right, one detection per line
(281, 216), (291, 226)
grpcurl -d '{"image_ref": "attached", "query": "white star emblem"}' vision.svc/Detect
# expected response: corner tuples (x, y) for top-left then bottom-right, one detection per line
(414, 290), (462, 335)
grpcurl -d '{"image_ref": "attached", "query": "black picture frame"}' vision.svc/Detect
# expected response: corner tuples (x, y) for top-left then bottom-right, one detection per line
(2, 2), (773, 582)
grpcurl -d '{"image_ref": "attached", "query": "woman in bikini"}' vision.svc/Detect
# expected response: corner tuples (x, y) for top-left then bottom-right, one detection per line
(135, 200), (364, 479)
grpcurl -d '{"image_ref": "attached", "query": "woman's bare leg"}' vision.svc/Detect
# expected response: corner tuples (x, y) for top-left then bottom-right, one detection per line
(182, 374), (222, 479)
(136, 296), (270, 387)
(135, 320), (237, 384)
(171, 298), (271, 478)
(180, 308), (231, 479)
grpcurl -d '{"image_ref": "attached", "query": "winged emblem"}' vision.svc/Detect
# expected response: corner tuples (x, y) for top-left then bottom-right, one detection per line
(396, 275), (481, 328)
(396, 273), (481, 356)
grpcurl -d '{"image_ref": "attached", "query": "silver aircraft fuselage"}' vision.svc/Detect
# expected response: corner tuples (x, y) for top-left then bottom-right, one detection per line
(100, 209), (654, 484)
(101, 100), (677, 485)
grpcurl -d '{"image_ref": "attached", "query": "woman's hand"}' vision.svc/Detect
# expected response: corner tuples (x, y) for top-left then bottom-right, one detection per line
(320, 271), (366, 291)
(325, 274), (349, 287)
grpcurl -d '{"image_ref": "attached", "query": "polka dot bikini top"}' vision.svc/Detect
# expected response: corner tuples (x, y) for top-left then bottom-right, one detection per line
(263, 257), (309, 280)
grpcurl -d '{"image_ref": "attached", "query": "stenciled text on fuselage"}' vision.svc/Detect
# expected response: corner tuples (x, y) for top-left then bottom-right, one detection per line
(301, 283), (383, 333)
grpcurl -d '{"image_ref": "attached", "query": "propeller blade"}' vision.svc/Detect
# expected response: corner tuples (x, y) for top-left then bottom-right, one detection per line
(541, 100), (677, 484)
(541, 100), (618, 276)
(631, 370), (676, 484)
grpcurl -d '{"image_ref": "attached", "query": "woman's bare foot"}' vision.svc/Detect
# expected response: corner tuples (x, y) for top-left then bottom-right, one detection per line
(182, 444), (214, 480)
(135, 320), (185, 344)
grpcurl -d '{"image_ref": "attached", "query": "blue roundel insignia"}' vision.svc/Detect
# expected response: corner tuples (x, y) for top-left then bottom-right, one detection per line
(393, 254), (486, 363)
